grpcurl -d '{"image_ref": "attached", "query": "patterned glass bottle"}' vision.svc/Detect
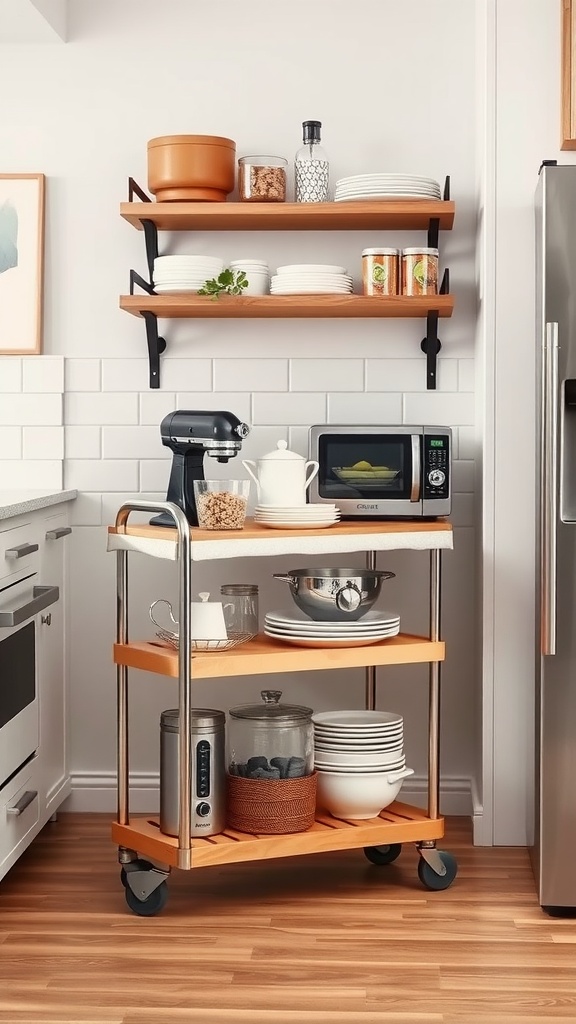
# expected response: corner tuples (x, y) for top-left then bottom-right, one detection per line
(294, 120), (329, 203)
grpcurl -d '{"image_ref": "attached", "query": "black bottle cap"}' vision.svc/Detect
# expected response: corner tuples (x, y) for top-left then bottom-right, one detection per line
(302, 120), (322, 143)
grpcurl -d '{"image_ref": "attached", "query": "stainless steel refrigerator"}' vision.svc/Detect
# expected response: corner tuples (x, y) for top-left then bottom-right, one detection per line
(533, 161), (576, 912)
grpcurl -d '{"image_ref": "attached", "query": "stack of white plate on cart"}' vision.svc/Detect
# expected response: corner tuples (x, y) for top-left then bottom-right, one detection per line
(254, 504), (340, 529)
(334, 174), (441, 202)
(313, 710), (405, 772)
(271, 264), (353, 295)
(153, 255), (224, 293)
(264, 608), (400, 648)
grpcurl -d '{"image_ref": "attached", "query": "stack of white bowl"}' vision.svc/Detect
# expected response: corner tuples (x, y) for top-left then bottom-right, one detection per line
(271, 264), (353, 295)
(312, 710), (414, 819)
(153, 255), (224, 294)
(229, 259), (269, 296)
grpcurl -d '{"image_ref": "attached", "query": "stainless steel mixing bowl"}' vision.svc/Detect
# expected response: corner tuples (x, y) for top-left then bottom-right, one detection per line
(272, 567), (395, 622)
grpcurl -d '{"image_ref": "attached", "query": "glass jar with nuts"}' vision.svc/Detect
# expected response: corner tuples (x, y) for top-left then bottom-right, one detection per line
(238, 156), (288, 202)
(193, 480), (250, 531)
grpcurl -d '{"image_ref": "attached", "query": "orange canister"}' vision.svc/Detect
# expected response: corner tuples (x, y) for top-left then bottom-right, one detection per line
(362, 248), (400, 296)
(401, 247), (439, 296)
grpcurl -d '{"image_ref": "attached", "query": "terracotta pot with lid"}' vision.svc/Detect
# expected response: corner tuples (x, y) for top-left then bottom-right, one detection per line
(147, 134), (236, 202)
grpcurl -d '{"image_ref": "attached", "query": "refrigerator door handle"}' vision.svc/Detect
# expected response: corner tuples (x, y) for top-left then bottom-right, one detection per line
(542, 322), (559, 656)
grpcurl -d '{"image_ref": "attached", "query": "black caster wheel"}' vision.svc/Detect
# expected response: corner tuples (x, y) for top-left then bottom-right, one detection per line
(120, 858), (155, 889)
(125, 880), (169, 917)
(417, 850), (458, 891)
(364, 844), (402, 866)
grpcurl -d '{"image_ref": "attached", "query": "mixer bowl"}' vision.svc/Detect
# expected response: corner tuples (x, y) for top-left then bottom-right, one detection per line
(272, 567), (395, 622)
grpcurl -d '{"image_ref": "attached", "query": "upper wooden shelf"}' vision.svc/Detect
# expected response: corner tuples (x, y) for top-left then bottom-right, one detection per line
(120, 199), (455, 233)
(119, 293), (454, 320)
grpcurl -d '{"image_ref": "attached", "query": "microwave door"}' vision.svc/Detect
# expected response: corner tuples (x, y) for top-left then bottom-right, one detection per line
(313, 431), (423, 516)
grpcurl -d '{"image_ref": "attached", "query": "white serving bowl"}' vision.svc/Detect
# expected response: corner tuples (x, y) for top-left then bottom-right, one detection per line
(316, 767), (414, 820)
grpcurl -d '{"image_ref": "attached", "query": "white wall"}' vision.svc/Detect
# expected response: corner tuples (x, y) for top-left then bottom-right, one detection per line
(0, 0), (478, 812)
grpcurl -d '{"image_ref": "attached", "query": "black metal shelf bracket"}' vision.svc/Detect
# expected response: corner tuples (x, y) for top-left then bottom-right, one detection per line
(420, 268), (449, 390)
(142, 312), (167, 389)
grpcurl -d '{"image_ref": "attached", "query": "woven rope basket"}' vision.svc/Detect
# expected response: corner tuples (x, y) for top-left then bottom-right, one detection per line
(226, 772), (317, 834)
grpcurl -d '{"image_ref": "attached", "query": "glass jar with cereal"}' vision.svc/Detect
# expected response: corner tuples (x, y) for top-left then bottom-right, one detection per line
(238, 156), (288, 203)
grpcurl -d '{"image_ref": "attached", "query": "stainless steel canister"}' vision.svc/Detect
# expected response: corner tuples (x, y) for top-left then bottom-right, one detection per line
(160, 708), (226, 837)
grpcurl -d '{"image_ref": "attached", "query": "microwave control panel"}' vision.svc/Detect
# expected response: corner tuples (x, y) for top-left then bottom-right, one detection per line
(423, 435), (450, 500)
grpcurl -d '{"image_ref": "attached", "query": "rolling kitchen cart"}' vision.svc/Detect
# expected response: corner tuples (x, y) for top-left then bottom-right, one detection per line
(108, 500), (457, 916)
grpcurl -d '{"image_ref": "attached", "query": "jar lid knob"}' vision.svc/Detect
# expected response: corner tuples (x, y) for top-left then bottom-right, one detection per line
(198, 592), (210, 603)
(277, 441), (287, 451)
(261, 689), (282, 704)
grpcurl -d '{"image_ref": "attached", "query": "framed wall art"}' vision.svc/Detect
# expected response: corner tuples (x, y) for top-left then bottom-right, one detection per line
(562, 0), (576, 149)
(0, 173), (45, 354)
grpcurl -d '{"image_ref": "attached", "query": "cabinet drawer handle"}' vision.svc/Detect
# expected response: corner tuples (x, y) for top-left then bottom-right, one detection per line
(5, 542), (39, 560)
(7, 790), (37, 816)
(0, 584), (59, 627)
(45, 527), (72, 541)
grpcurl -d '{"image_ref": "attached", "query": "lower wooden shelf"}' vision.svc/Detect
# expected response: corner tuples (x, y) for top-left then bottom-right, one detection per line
(111, 801), (444, 870)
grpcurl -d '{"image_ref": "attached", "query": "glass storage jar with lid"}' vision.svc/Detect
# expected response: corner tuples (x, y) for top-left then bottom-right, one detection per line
(227, 690), (314, 779)
(238, 156), (287, 202)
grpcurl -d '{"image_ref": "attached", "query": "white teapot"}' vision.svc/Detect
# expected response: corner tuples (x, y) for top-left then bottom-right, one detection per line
(242, 441), (319, 507)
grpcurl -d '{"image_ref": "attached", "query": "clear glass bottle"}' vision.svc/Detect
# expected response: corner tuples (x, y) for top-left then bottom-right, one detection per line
(294, 120), (329, 203)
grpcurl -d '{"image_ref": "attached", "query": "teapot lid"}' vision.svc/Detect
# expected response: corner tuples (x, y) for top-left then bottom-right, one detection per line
(259, 440), (305, 462)
(229, 689), (313, 722)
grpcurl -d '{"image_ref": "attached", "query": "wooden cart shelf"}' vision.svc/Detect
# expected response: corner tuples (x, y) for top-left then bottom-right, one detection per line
(120, 293), (454, 320)
(120, 198), (455, 233)
(111, 801), (445, 870)
(114, 633), (445, 680)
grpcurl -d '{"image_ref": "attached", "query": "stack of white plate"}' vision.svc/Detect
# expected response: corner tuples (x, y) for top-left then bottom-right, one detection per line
(335, 174), (441, 203)
(271, 264), (352, 295)
(312, 710), (405, 772)
(254, 504), (340, 530)
(153, 255), (224, 294)
(264, 609), (400, 648)
(229, 259), (269, 296)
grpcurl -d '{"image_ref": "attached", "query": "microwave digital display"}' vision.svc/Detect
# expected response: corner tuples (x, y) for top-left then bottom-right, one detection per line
(430, 439), (444, 447)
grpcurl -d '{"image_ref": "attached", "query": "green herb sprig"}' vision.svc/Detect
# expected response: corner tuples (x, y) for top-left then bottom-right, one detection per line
(198, 269), (249, 300)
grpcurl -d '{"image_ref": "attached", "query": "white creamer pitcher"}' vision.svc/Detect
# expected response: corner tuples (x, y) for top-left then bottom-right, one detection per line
(242, 441), (319, 507)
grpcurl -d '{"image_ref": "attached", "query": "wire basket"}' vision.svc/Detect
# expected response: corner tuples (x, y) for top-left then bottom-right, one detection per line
(150, 599), (254, 652)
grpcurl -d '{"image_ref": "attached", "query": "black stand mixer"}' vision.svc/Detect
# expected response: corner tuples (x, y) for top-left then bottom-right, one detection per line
(150, 410), (250, 528)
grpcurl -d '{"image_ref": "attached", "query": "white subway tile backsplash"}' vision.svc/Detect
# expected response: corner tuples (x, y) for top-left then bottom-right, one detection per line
(23, 356), (64, 393)
(452, 460), (475, 492)
(367, 358), (458, 392)
(69, 493), (102, 527)
(403, 392), (475, 426)
(0, 358), (22, 392)
(214, 359), (287, 392)
(23, 426), (64, 460)
(65, 426), (102, 460)
(240, 425), (288, 463)
(101, 359), (150, 392)
(139, 392), (176, 425)
(162, 359), (212, 391)
(139, 460), (170, 492)
(65, 459), (139, 491)
(0, 426), (21, 459)
(102, 426), (168, 460)
(290, 359), (364, 392)
(65, 359), (101, 392)
(65, 393), (138, 425)
(253, 393), (326, 425)
(458, 359), (475, 391)
(458, 426), (476, 460)
(287, 426), (311, 458)
(0, 460), (62, 489)
(101, 491), (165, 524)
(0, 393), (62, 426)
(176, 393), (251, 423)
(327, 392), (402, 424)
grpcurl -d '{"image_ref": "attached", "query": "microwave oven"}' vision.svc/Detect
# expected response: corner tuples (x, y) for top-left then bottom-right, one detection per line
(308, 425), (451, 519)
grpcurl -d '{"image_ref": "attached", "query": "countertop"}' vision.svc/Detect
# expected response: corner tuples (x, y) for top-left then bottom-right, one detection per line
(0, 490), (78, 521)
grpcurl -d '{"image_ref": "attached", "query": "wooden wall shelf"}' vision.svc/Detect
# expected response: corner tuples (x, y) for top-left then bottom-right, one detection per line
(120, 293), (454, 320)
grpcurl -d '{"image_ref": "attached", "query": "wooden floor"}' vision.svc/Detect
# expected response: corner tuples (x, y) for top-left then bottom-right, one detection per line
(1, 814), (575, 1024)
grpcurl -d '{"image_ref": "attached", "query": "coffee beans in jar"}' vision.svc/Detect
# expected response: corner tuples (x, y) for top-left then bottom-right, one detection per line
(362, 248), (400, 296)
(238, 156), (287, 202)
(402, 247), (439, 296)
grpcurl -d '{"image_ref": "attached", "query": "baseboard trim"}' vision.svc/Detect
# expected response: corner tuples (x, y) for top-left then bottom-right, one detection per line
(62, 770), (473, 816)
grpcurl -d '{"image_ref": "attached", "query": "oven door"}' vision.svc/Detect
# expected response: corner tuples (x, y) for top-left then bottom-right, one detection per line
(0, 582), (59, 785)
(309, 427), (423, 517)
